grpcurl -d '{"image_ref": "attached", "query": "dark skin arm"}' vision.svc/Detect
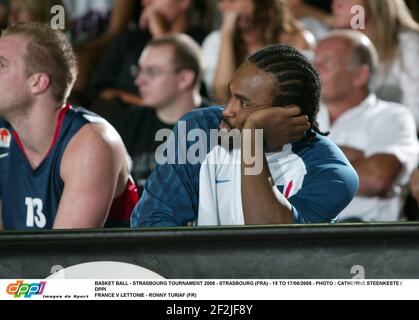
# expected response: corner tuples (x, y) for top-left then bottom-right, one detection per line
(241, 106), (310, 225)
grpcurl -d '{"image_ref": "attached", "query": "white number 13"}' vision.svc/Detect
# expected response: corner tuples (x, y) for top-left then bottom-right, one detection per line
(25, 197), (46, 228)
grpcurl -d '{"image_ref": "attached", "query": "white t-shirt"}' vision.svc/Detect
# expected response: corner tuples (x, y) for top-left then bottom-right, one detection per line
(318, 94), (419, 221)
(63, 0), (114, 45)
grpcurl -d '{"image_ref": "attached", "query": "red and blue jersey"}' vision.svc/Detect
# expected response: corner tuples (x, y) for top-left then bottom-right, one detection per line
(0, 105), (138, 230)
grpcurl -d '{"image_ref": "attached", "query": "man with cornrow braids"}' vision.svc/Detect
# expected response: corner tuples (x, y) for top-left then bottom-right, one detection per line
(131, 44), (359, 227)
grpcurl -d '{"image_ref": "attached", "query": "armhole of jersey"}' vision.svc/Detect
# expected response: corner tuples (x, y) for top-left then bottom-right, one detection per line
(107, 178), (139, 226)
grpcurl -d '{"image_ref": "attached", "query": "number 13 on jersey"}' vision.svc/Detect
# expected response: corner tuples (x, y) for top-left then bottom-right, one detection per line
(25, 197), (46, 228)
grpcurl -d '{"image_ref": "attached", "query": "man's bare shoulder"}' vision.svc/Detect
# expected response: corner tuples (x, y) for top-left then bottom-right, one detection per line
(70, 121), (124, 152)
(60, 122), (126, 179)
(54, 122), (129, 229)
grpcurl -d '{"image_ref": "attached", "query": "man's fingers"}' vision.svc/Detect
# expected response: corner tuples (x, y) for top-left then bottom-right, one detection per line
(253, 106), (303, 119)
(292, 123), (310, 135)
(290, 115), (309, 126)
(282, 105), (302, 117)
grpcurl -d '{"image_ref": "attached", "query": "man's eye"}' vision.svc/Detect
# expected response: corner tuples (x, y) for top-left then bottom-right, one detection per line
(240, 99), (250, 107)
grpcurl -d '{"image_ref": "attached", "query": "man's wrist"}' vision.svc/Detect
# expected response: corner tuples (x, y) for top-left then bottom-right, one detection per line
(242, 118), (258, 130)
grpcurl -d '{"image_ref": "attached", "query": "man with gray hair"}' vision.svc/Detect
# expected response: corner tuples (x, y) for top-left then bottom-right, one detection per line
(315, 29), (419, 222)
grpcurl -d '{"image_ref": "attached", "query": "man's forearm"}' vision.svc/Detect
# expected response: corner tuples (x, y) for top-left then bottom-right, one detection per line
(339, 146), (401, 197)
(351, 156), (402, 197)
(241, 126), (294, 225)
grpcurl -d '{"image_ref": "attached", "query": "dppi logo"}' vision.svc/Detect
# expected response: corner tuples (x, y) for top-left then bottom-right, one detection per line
(6, 280), (46, 298)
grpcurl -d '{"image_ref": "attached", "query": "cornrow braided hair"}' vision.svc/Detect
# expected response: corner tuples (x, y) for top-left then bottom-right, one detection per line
(248, 44), (328, 140)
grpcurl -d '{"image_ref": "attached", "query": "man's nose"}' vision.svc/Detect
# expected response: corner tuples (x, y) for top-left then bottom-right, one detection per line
(135, 73), (147, 88)
(222, 98), (238, 118)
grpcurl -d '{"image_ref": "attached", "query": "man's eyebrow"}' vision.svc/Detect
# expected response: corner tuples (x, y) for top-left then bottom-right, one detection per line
(227, 82), (232, 97)
(234, 91), (251, 103)
(138, 64), (159, 69)
(228, 82), (251, 102)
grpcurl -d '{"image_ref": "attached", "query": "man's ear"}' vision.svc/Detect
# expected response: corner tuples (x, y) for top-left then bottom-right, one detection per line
(177, 69), (196, 91)
(29, 73), (51, 95)
(353, 65), (370, 88)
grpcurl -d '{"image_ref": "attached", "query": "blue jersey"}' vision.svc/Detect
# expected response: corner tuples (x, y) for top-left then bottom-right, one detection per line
(0, 105), (138, 230)
(131, 107), (359, 227)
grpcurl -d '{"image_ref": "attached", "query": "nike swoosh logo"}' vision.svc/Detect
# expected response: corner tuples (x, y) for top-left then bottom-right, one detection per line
(0, 153), (8, 159)
(215, 179), (231, 184)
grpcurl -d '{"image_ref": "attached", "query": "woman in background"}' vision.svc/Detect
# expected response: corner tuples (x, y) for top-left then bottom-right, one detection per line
(288, 0), (332, 40)
(332, 0), (419, 128)
(9, 0), (65, 24)
(62, 0), (136, 95)
(203, 0), (315, 104)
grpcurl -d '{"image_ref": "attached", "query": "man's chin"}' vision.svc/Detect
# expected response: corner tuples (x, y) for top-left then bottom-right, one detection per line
(141, 98), (160, 108)
(219, 120), (231, 131)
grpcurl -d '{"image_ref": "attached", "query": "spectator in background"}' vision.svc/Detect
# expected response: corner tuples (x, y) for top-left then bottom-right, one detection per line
(332, 0), (419, 130)
(89, 0), (210, 110)
(316, 30), (418, 222)
(63, 0), (137, 95)
(9, 0), (66, 25)
(106, 34), (210, 190)
(0, 0), (9, 29)
(131, 44), (358, 228)
(410, 169), (419, 203)
(202, 0), (315, 104)
(138, 0), (210, 42)
(288, 0), (332, 40)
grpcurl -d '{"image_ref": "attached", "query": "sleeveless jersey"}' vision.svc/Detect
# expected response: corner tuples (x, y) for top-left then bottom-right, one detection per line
(0, 105), (138, 230)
